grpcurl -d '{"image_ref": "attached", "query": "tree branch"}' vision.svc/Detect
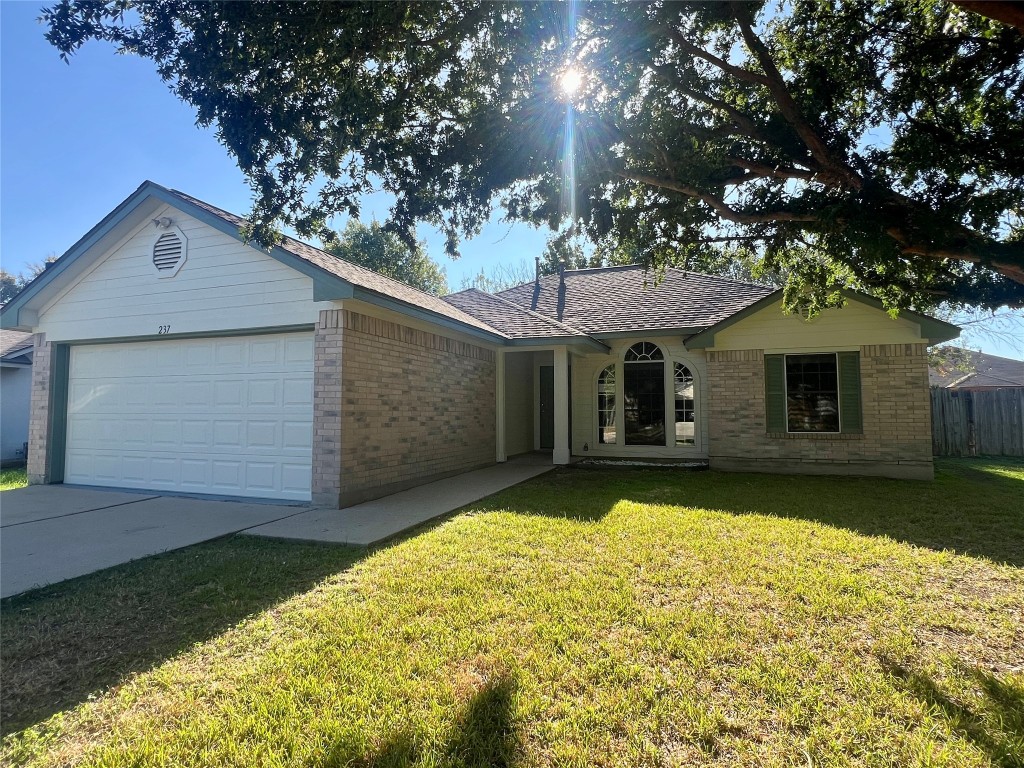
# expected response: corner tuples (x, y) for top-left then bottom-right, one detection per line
(731, 3), (864, 191)
(617, 171), (819, 224)
(662, 26), (772, 87)
(649, 64), (770, 144)
(725, 156), (816, 183)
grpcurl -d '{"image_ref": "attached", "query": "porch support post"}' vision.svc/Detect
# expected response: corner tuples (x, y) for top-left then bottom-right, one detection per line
(495, 348), (507, 463)
(553, 345), (571, 465)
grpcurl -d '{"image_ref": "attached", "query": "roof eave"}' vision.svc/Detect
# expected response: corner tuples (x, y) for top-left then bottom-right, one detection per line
(591, 327), (706, 341)
(685, 291), (784, 349)
(350, 287), (507, 344)
(506, 335), (610, 352)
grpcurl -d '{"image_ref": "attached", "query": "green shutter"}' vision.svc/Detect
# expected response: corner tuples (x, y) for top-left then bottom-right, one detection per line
(764, 354), (786, 433)
(838, 351), (863, 434)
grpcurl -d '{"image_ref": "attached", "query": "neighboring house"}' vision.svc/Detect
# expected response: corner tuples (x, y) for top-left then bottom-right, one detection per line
(929, 347), (1024, 390)
(0, 329), (34, 466)
(0, 182), (959, 505)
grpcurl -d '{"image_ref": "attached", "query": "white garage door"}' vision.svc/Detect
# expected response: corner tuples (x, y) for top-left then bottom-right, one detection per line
(65, 333), (314, 501)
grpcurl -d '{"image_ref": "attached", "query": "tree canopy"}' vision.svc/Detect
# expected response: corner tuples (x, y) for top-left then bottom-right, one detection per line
(43, 0), (1024, 310)
(326, 220), (448, 295)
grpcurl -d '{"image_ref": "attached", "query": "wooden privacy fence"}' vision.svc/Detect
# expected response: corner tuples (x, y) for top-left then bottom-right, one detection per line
(931, 388), (1024, 457)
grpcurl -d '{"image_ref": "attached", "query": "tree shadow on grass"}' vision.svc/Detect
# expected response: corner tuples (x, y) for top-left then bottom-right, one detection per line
(0, 536), (363, 736)
(325, 672), (519, 768)
(881, 658), (1024, 767)
(480, 459), (1024, 566)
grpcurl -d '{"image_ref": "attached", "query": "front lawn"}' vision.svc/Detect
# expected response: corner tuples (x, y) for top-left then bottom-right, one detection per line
(2, 459), (1022, 767)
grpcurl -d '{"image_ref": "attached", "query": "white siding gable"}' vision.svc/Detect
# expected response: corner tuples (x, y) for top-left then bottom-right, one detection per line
(38, 204), (325, 342)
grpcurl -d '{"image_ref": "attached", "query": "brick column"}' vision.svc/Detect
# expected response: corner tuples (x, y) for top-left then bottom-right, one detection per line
(311, 310), (344, 507)
(27, 333), (53, 485)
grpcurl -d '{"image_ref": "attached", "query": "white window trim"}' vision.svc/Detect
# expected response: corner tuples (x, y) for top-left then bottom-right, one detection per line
(591, 342), (703, 454)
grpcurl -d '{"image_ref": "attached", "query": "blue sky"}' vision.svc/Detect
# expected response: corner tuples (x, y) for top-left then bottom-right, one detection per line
(1, 2), (1020, 358)
(0, 2), (545, 290)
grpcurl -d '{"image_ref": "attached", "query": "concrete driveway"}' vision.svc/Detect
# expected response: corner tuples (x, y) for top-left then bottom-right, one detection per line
(0, 486), (305, 598)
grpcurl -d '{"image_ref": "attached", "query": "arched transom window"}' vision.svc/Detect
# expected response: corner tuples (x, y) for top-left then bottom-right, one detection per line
(595, 342), (699, 449)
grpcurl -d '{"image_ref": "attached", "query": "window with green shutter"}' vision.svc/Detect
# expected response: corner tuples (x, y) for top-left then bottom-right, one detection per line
(765, 352), (863, 434)
(764, 355), (786, 432)
(837, 351), (863, 434)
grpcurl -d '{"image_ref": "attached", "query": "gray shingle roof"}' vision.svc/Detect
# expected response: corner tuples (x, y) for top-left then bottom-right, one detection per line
(929, 347), (1024, 388)
(0, 330), (33, 361)
(166, 190), (505, 338)
(496, 265), (774, 334)
(443, 289), (591, 339)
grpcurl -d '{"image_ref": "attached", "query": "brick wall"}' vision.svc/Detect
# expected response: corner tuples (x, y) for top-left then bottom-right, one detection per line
(312, 311), (345, 506)
(27, 333), (52, 484)
(323, 310), (496, 507)
(707, 344), (933, 479)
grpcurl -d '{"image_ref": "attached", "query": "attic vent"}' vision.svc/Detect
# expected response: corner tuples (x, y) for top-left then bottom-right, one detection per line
(151, 227), (187, 277)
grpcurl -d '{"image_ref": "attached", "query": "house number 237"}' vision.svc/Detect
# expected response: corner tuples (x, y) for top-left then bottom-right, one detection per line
(157, 325), (171, 335)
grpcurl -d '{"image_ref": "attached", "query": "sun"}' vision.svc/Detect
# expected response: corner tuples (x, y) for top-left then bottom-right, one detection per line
(558, 67), (584, 97)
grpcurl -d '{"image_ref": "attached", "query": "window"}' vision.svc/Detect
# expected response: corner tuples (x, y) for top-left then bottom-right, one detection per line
(624, 343), (665, 445)
(674, 363), (695, 445)
(594, 342), (701, 450)
(765, 352), (862, 434)
(598, 364), (616, 444)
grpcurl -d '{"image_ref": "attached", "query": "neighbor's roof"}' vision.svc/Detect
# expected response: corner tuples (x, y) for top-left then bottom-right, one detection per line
(167, 190), (505, 338)
(929, 348), (1024, 388)
(495, 265), (775, 334)
(0, 329), (33, 361)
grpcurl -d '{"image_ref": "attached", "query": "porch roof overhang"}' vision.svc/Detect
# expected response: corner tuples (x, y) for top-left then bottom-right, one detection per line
(504, 335), (611, 353)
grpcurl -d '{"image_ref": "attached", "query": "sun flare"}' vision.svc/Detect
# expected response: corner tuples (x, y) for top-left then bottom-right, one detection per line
(558, 67), (584, 97)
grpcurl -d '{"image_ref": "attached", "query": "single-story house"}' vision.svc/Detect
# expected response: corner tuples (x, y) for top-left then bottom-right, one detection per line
(0, 329), (34, 466)
(0, 181), (959, 504)
(929, 347), (1024, 390)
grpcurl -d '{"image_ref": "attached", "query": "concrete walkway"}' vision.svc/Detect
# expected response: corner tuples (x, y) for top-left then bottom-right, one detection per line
(244, 458), (555, 545)
(1, 486), (303, 598)
(1, 458), (554, 597)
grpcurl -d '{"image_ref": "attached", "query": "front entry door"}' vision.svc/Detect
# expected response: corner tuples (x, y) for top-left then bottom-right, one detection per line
(538, 365), (570, 451)
(539, 365), (555, 449)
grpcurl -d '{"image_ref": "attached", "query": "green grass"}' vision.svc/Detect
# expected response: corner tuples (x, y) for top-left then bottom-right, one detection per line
(2, 459), (1022, 767)
(0, 467), (27, 491)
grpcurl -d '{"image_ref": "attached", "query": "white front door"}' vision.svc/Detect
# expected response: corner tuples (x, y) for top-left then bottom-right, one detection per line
(64, 332), (313, 501)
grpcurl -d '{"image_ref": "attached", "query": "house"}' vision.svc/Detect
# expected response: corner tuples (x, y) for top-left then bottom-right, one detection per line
(0, 181), (959, 505)
(0, 330), (34, 466)
(929, 347), (1024, 390)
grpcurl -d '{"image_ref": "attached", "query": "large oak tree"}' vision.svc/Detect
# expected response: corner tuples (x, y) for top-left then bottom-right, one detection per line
(43, 0), (1024, 309)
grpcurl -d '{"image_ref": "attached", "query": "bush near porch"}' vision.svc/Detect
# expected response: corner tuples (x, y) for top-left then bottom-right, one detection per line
(2, 459), (1022, 767)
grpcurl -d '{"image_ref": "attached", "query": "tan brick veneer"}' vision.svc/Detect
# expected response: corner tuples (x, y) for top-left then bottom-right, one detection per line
(707, 344), (933, 480)
(26, 333), (53, 484)
(313, 309), (497, 507)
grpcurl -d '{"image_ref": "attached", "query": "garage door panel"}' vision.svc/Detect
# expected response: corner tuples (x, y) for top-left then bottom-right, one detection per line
(66, 333), (313, 501)
(247, 379), (279, 407)
(283, 377), (314, 406)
